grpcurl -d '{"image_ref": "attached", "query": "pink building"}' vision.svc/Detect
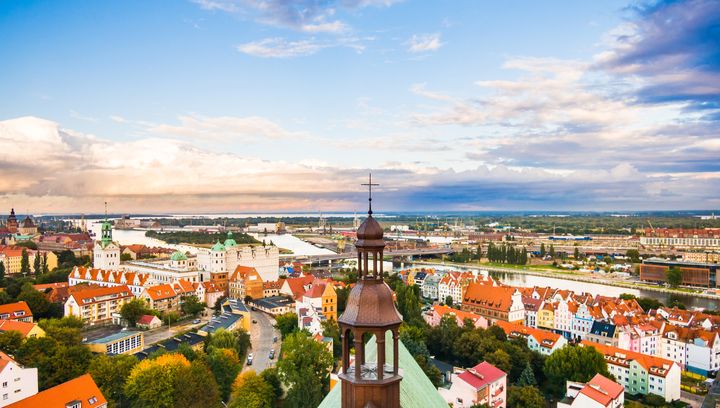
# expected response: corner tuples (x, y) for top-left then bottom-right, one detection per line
(424, 304), (488, 329)
(440, 361), (506, 408)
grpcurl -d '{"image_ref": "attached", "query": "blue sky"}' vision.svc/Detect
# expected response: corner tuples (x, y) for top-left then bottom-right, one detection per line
(0, 0), (718, 213)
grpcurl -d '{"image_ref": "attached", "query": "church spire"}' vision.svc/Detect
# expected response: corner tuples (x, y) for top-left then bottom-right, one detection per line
(337, 176), (402, 408)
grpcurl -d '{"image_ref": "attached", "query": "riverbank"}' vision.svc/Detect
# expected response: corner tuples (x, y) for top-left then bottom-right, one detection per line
(412, 260), (720, 302)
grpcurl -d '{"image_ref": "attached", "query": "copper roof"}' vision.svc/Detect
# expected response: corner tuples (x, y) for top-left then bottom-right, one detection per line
(356, 215), (384, 247)
(338, 279), (402, 328)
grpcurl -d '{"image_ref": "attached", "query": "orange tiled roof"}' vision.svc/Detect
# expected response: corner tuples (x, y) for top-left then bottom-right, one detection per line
(0, 301), (32, 320)
(6, 373), (107, 408)
(70, 285), (133, 306)
(432, 304), (483, 322)
(462, 283), (518, 312)
(580, 340), (675, 377)
(0, 319), (38, 337)
(580, 374), (624, 406)
(144, 284), (177, 301)
(495, 321), (563, 349)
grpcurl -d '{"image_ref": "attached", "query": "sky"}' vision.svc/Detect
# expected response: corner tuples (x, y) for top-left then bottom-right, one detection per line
(0, 0), (719, 214)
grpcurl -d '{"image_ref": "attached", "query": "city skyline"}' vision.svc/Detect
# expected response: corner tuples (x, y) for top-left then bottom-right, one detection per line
(1, 0), (719, 213)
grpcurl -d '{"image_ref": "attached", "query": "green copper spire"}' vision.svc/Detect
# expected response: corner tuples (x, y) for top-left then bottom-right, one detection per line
(224, 231), (237, 247)
(100, 201), (112, 247)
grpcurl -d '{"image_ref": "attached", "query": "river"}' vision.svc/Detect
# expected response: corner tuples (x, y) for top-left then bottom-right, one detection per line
(401, 263), (719, 310)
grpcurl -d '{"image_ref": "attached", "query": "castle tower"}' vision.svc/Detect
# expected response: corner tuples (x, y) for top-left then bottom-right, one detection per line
(93, 204), (120, 270)
(338, 175), (402, 408)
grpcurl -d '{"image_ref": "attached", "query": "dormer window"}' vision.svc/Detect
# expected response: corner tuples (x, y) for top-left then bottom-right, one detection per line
(66, 401), (81, 408)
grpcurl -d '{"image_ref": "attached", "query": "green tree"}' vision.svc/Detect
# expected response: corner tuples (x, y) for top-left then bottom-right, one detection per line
(17, 283), (53, 319)
(207, 347), (242, 402)
(321, 319), (342, 359)
(275, 312), (299, 339)
(278, 331), (333, 408)
(626, 249), (641, 263)
(20, 249), (30, 275)
(120, 299), (151, 327)
(125, 353), (220, 408)
(415, 354), (443, 387)
(574, 247), (580, 260)
(549, 244), (555, 259)
(0, 330), (24, 355)
(42, 253), (49, 274)
(180, 295), (206, 317)
(0, 261), (5, 284)
(507, 385), (545, 408)
(33, 253), (41, 274)
(486, 349), (512, 374)
(445, 295), (453, 307)
(667, 266), (682, 288)
(120, 253), (133, 262)
(16, 334), (93, 390)
(88, 354), (138, 408)
(205, 328), (251, 359)
(517, 362), (537, 386)
(261, 367), (283, 401)
(544, 345), (610, 397)
(229, 370), (275, 408)
(540, 243), (546, 257)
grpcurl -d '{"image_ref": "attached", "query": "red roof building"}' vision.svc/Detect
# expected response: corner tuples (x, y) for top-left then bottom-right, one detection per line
(7, 373), (107, 408)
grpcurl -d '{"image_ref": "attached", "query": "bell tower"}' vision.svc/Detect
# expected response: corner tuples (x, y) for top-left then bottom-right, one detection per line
(338, 174), (403, 408)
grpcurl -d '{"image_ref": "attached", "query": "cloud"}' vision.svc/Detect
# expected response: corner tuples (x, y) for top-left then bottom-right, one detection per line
(595, 0), (720, 111)
(237, 38), (326, 57)
(407, 33), (443, 53)
(146, 114), (305, 141)
(192, 0), (400, 33)
(1, 116), (719, 212)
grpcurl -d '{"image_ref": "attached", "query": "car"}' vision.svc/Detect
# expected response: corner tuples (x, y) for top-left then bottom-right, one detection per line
(247, 353), (254, 365)
(252, 319), (257, 324)
(273, 336), (278, 343)
(192, 319), (201, 324)
(269, 349), (275, 359)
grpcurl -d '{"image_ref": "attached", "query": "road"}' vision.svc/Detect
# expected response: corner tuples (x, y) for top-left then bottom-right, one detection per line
(681, 390), (705, 408)
(244, 309), (281, 373)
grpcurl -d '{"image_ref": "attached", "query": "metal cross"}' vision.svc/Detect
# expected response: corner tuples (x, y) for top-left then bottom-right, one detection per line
(361, 173), (379, 215)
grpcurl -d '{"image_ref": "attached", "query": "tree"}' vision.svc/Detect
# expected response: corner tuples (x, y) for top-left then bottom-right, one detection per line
(667, 266), (682, 288)
(626, 249), (641, 263)
(17, 283), (53, 319)
(445, 295), (453, 307)
(16, 334), (93, 390)
(540, 243), (546, 258)
(120, 253), (133, 262)
(507, 385), (545, 408)
(544, 345), (610, 397)
(207, 348), (241, 402)
(88, 354), (138, 408)
(260, 367), (283, 401)
(42, 253), (49, 274)
(549, 244), (556, 259)
(229, 370), (275, 408)
(120, 299), (151, 327)
(205, 328), (250, 359)
(0, 261), (5, 284)
(277, 331), (333, 408)
(0, 330), (24, 355)
(574, 247), (580, 260)
(20, 249), (30, 275)
(321, 319), (342, 359)
(180, 295), (206, 317)
(33, 253), (41, 274)
(517, 362), (537, 386)
(125, 353), (220, 408)
(486, 349), (512, 374)
(275, 312), (299, 339)
(415, 354), (443, 387)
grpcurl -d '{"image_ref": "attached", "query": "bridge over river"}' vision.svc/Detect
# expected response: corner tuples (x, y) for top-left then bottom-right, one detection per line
(285, 247), (454, 264)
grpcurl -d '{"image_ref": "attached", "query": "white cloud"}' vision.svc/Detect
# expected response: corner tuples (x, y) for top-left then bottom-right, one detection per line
(237, 38), (325, 58)
(146, 114), (305, 141)
(407, 33), (443, 53)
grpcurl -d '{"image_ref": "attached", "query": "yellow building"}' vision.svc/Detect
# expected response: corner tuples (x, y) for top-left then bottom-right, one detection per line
(537, 303), (555, 330)
(0, 247), (57, 274)
(321, 283), (338, 321)
(85, 331), (144, 355)
(64, 285), (134, 325)
(0, 320), (45, 339)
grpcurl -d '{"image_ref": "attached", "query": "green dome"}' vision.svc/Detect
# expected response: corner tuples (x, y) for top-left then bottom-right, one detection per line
(224, 231), (237, 248)
(211, 241), (226, 252)
(170, 251), (188, 261)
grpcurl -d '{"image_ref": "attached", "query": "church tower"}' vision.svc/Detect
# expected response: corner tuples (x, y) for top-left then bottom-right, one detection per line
(338, 175), (402, 408)
(6, 209), (18, 233)
(93, 203), (120, 270)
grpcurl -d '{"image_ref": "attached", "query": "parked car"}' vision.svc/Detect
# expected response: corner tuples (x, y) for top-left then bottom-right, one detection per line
(192, 319), (201, 324)
(252, 319), (257, 324)
(273, 336), (278, 343)
(247, 353), (254, 365)
(269, 349), (275, 360)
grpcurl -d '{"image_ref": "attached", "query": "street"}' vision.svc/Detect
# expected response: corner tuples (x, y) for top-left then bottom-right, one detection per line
(244, 309), (281, 373)
(681, 390), (705, 408)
